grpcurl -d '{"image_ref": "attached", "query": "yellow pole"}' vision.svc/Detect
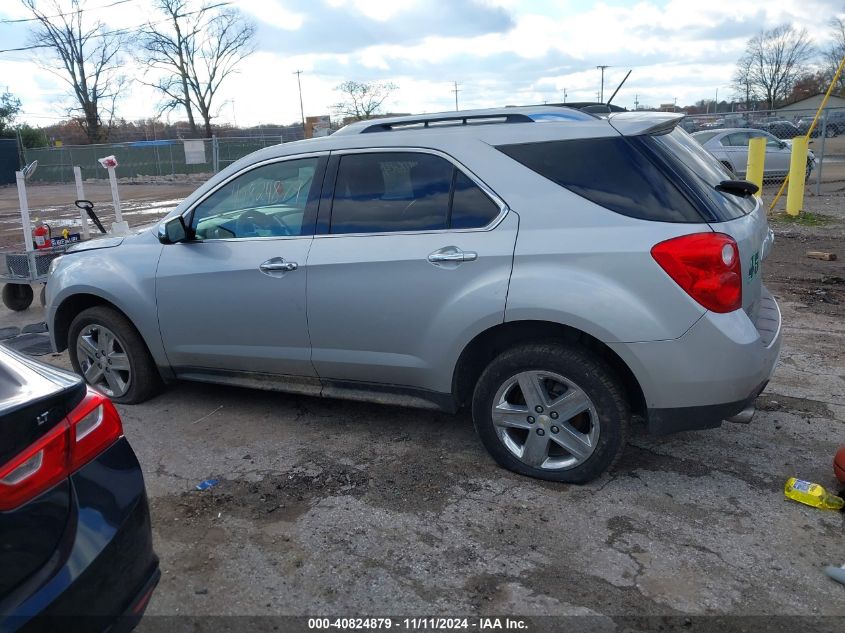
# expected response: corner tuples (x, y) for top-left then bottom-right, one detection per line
(746, 137), (766, 197)
(785, 136), (809, 216)
(770, 52), (845, 212)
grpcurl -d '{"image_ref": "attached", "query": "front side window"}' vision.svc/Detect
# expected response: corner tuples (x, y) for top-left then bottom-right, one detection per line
(191, 157), (319, 239)
(330, 152), (500, 234)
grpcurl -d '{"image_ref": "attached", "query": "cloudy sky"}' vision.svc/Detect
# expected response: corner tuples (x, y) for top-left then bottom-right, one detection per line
(0, 0), (842, 128)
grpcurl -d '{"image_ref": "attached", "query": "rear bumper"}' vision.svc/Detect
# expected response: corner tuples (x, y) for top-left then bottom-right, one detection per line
(610, 286), (782, 434)
(0, 438), (159, 633)
(646, 380), (769, 435)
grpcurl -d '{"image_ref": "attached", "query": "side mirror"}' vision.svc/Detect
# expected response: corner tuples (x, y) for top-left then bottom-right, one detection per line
(159, 216), (190, 244)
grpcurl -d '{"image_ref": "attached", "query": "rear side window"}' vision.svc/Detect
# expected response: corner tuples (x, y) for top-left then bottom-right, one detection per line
(497, 138), (703, 223)
(330, 152), (501, 234)
(331, 153), (450, 234)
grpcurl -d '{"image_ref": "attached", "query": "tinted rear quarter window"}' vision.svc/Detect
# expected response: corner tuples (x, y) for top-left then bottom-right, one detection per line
(498, 138), (703, 223)
(451, 171), (501, 229)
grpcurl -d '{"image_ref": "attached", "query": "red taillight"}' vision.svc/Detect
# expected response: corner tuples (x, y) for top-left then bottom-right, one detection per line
(651, 232), (742, 313)
(0, 388), (123, 511)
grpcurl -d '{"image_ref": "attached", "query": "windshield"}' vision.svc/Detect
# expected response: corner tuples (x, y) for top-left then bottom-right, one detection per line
(649, 127), (756, 221)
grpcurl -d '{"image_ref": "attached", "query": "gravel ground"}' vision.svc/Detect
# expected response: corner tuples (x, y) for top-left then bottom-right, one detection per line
(0, 185), (843, 631)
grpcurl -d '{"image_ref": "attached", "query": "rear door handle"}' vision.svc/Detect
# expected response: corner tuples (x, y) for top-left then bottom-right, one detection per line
(259, 257), (298, 275)
(428, 246), (478, 265)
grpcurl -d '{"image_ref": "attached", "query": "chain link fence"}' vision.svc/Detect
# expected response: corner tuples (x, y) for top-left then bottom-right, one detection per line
(681, 106), (845, 194)
(20, 135), (294, 184)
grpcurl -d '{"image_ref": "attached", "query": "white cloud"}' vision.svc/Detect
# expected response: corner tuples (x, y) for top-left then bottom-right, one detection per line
(239, 0), (305, 30)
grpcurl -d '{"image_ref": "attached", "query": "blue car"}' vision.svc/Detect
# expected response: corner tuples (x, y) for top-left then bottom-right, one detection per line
(0, 345), (158, 632)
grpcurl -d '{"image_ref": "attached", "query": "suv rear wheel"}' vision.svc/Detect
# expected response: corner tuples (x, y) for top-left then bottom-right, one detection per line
(68, 306), (161, 404)
(471, 343), (629, 483)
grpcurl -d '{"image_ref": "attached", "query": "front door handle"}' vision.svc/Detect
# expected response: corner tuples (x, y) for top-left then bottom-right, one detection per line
(428, 246), (478, 265)
(259, 257), (298, 275)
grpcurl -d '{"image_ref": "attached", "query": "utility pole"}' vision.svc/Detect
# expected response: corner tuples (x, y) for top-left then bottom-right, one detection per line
(562, 88), (567, 103)
(596, 65), (610, 103)
(293, 70), (305, 129)
(634, 94), (639, 110)
(451, 81), (461, 111)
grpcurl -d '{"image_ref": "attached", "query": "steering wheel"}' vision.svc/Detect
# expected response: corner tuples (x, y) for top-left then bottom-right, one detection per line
(235, 209), (290, 237)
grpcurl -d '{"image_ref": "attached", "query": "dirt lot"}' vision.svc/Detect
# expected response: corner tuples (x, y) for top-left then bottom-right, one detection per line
(0, 183), (843, 630)
(0, 181), (199, 248)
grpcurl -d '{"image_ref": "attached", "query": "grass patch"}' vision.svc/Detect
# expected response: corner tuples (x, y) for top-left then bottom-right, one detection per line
(770, 211), (835, 226)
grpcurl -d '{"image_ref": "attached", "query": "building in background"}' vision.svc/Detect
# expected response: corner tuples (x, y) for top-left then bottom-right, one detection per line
(777, 94), (845, 118)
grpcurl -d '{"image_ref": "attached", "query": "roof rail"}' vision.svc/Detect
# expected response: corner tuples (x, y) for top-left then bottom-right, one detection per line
(359, 113), (534, 134)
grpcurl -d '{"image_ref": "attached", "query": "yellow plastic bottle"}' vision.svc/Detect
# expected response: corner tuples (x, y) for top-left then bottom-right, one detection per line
(784, 478), (844, 510)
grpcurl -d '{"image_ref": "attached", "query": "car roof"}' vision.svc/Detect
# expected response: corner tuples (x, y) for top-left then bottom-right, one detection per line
(332, 105), (597, 135)
(166, 107), (684, 219)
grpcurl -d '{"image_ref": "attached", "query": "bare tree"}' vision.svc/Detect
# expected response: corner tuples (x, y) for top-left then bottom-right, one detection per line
(822, 17), (845, 94)
(22, 0), (126, 143)
(138, 0), (255, 138)
(332, 81), (398, 121)
(738, 24), (814, 110)
(731, 53), (760, 110)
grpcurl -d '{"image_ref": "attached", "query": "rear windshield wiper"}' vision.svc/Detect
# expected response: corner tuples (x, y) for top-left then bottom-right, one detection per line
(715, 179), (759, 198)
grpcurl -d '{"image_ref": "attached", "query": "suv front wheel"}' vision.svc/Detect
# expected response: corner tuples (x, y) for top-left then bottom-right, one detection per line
(472, 343), (629, 483)
(68, 306), (161, 404)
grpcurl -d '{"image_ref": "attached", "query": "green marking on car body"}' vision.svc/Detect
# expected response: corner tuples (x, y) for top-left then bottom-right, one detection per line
(748, 251), (760, 280)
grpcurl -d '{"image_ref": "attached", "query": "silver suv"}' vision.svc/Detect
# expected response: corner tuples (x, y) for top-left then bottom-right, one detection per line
(46, 107), (781, 483)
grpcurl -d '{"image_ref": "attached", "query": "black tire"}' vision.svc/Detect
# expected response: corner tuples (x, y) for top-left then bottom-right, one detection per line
(2, 284), (34, 311)
(806, 159), (813, 181)
(471, 343), (629, 484)
(68, 305), (162, 404)
(39, 285), (46, 307)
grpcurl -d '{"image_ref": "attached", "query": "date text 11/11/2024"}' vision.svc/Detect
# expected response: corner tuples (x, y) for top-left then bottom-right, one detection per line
(307, 618), (529, 630)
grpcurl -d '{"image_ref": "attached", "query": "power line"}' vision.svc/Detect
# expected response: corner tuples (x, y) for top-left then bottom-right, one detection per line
(0, 0), (134, 24)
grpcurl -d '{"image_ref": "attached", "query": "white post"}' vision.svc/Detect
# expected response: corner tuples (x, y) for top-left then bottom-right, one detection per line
(73, 166), (90, 239)
(107, 166), (129, 235)
(16, 171), (34, 253)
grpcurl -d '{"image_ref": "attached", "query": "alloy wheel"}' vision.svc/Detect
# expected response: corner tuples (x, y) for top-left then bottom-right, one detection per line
(491, 370), (599, 470)
(76, 324), (131, 398)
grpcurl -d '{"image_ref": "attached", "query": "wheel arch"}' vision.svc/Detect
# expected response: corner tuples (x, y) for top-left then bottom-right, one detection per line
(452, 320), (646, 418)
(52, 293), (171, 381)
(53, 293), (130, 352)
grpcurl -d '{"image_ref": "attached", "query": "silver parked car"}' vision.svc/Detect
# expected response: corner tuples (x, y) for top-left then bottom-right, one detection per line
(692, 128), (815, 180)
(46, 107), (781, 483)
